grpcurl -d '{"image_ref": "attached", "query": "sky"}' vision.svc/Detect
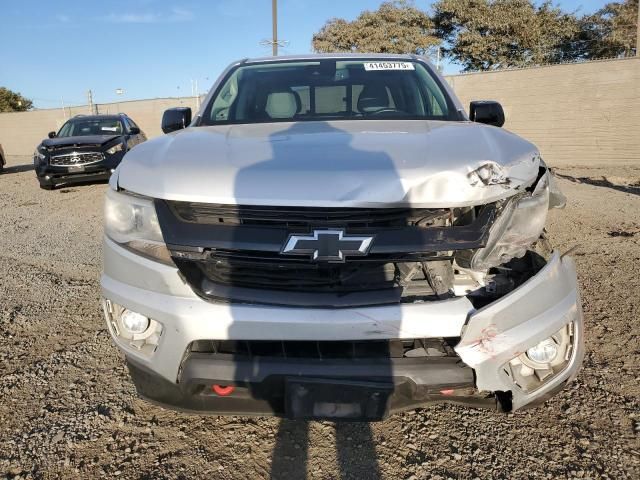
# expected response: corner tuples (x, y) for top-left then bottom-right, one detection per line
(0, 0), (609, 109)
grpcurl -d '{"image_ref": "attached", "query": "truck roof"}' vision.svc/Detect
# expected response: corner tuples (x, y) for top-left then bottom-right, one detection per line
(243, 52), (419, 64)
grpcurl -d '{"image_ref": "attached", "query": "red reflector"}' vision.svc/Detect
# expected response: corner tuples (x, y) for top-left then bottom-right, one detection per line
(212, 385), (235, 396)
(440, 389), (455, 396)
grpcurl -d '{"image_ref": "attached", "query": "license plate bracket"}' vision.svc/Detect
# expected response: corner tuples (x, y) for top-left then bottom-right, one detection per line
(285, 377), (393, 421)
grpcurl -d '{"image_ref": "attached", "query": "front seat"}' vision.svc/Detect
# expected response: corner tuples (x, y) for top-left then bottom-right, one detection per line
(357, 84), (390, 114)
(264, 89), (301, 119)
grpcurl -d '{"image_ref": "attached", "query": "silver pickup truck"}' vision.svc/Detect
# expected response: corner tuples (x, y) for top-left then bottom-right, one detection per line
(101, 54), (583, 421)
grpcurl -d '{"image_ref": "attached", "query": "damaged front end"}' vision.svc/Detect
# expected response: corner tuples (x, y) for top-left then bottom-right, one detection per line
(451, 161), (582, 411)
(102, 156), (583, 416)
(453, 162), (582, 411)
(154, 159), (581, 412)
(452, 160), (563, 299)
(455, 250), (583, 411)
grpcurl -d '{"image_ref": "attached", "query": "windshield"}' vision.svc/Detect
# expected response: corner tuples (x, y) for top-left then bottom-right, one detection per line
(57, 118), (123, 137)
(201, 59), (456, 125)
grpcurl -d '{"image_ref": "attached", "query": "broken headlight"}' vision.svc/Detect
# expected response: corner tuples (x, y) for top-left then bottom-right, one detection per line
(470, 174), (550, 270)
(104, 188), (173, 265)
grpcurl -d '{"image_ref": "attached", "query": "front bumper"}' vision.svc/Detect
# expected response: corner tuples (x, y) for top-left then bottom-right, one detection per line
(35, 153), (123, 186)
(101, 237), (584, 416)
(126, 354), (495, 420)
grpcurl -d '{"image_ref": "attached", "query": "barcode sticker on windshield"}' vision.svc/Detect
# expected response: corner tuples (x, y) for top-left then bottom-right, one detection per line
(101, 127), (117, 131)
(364, 62), (415, 71)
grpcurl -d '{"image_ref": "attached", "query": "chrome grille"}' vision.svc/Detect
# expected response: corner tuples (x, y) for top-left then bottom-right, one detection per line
(50, 152), (104, 166)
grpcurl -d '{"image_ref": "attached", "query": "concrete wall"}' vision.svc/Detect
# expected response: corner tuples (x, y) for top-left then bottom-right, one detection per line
(1, 57), (638, 167)
(447, 57), (640, 167)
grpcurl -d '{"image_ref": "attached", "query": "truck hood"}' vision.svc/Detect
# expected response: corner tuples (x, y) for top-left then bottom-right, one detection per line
(117, 120), (540, 208)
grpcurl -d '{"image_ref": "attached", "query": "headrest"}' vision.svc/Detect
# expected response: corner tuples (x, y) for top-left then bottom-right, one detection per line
(265, 90), (301, 119)
(357, 84), (390, 113)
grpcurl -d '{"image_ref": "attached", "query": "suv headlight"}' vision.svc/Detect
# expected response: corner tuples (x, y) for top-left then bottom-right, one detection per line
(104, 189), (173, 265)
(106, 143), (125, 155)
(34, 147), (47, 161)
(469, 174), (550, 270)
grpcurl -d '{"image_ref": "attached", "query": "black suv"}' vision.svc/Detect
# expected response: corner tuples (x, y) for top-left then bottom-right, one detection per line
(0, 142), (5, 172)
(34, 113), (146, 189)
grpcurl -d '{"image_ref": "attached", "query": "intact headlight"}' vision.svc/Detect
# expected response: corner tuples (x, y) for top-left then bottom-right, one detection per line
(469, 174), (550, 270)
(104, 189), (173, 265)
(106, 143), (125, 155)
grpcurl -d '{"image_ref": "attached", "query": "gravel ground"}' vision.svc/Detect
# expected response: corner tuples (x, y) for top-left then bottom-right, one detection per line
(0, 155), (639, 479)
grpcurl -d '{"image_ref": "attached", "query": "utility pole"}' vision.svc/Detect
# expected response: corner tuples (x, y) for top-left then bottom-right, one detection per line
(61, 96), (67, 119)
(259, 0), (287, 54)
(87, 90), (94, 114)
(272, 0), (278, 56)
(636, 1), (639, 56)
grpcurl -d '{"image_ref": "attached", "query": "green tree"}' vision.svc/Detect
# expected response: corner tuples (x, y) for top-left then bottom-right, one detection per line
(0, 87), (33, 112)
(578, 0), (638, 59)
(432, 0), (582, 71)
(312, 0), (438, 55)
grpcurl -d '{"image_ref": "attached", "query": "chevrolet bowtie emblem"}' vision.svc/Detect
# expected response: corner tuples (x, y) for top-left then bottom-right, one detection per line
(281, 230), (374, 263)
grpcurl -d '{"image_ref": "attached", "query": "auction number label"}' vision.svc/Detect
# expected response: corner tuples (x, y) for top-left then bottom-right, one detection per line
(363, 62), (415, 71)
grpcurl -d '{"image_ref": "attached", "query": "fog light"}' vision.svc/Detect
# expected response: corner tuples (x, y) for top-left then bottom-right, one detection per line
(526, 338), (558, 364)
(102, 300), (163, 355)
(505, 322), (575, 393)
(121, 309), (150, 334)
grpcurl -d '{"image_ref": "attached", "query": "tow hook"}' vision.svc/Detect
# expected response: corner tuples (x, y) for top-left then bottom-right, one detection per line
(212, 385), (235, 396)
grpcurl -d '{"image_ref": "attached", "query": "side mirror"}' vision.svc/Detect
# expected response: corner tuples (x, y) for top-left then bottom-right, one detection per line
(48, 131), (57, 138)
(162, 107), (192, 134)
(469, 101), (505, 127)
(129, 127), (141, 135)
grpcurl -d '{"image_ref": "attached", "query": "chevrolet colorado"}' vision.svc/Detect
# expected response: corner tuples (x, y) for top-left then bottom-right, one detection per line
(101, 54), (584, 421)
